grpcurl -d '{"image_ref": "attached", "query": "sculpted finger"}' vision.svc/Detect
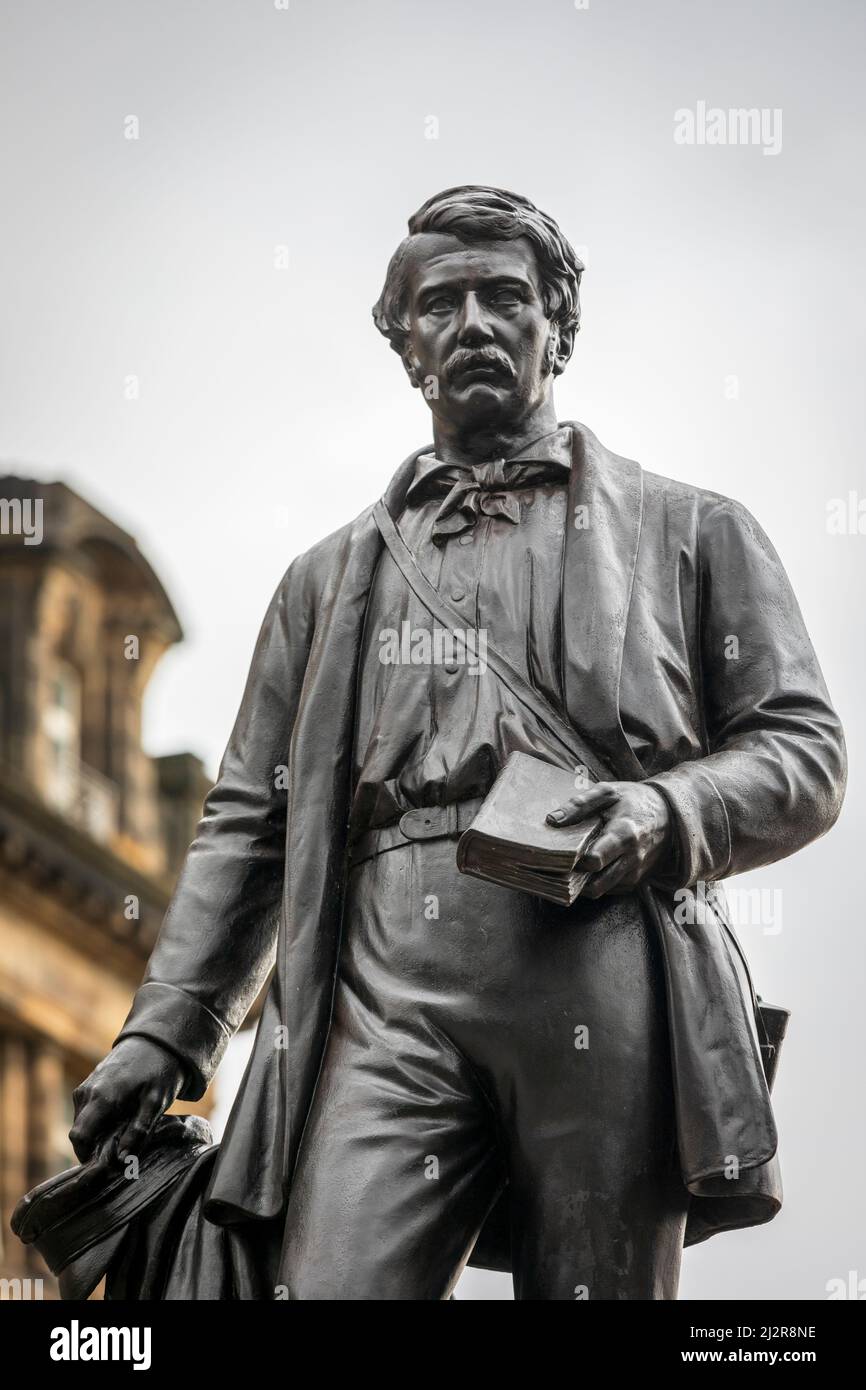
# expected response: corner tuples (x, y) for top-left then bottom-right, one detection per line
(582, 854), (631, 899)
(71, 1081), (92, 1120)
(116, 1085), (170, 1159)
(577, 827), (627, 873)
(69, 1096), (114, 1162)
(68, 1124), (96, 1164)
(547, 784), (617, 826)
(115, 1114), (157, 1162)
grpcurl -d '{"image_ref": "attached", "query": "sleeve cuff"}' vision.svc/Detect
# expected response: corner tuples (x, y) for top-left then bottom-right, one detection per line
(114, 981), (232, 1101)
(644, 764), (733, 889)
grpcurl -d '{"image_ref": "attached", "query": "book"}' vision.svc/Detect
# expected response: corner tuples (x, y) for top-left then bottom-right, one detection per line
(456, 751), (605, 905)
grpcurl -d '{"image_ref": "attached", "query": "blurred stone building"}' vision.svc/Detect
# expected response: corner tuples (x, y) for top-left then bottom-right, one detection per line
(0, 475), (211, 1295)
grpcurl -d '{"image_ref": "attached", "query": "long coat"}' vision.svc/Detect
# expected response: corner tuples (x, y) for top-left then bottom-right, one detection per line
(117, 422), (846, 1272)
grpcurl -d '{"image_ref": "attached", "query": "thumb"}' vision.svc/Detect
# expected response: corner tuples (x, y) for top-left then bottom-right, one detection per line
(547, 783), (618, 826)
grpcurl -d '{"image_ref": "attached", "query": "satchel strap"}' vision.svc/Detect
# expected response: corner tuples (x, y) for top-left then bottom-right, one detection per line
(372, 498), (777, 1073)
(372, 499), (609, 783)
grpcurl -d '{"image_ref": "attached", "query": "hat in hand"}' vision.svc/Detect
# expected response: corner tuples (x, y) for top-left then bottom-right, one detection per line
(11, 1113), (214, 1298)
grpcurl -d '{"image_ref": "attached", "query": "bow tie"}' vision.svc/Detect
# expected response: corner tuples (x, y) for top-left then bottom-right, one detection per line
(411, 456), (571, 546)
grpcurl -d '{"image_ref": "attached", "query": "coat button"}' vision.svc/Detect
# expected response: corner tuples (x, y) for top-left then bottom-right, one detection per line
(458, 532), (473, 545)
(450, 589), (465, 602)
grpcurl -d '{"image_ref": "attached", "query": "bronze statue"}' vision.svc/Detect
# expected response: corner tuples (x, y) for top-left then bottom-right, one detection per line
(60, 186), (846, 1300)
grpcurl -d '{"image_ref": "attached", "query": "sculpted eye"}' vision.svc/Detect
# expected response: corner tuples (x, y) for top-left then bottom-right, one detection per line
(425, 295), (455, 314)
(489, 288), (522, 308)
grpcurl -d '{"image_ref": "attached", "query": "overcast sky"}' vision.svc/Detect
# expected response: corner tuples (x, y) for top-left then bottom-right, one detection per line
(2, 0), (864, 1300)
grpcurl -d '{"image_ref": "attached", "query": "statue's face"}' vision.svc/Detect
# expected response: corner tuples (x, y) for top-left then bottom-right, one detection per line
(400, 233), (559, 432)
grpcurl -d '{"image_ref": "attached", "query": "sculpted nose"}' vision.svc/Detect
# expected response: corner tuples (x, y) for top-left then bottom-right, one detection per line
(457, 293), (494, 345)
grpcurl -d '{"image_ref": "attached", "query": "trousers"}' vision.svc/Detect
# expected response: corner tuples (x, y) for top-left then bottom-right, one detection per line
(279, 834), (690, 1300)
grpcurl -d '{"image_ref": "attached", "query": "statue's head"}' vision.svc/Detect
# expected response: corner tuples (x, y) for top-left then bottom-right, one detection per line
(373, 186), (583, 434)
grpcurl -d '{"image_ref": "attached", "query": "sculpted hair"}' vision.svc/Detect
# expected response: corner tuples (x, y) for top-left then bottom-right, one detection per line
(372, 185), (584, 361)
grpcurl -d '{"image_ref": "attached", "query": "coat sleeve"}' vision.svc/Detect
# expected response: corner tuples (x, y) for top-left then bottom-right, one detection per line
(646, 497), (846, 890)
(114, 555), (317, 1099)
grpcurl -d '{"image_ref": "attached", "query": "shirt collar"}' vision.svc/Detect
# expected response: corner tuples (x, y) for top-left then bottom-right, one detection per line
(407, 424), (573, 505)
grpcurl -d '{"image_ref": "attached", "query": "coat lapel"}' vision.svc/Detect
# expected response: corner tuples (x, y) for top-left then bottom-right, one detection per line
(562, 422), (647, 780)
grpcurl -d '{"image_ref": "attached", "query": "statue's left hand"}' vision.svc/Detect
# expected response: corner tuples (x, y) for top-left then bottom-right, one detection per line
(547, 781), (673, 897)
(69, 1036), (186, 1165)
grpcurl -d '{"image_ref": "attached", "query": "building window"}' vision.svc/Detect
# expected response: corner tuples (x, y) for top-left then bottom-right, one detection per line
(42, 661), (81, 814)
(40, 661), (119, 843)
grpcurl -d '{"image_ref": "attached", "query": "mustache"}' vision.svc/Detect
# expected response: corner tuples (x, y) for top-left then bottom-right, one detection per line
(444, 348), (516, 384)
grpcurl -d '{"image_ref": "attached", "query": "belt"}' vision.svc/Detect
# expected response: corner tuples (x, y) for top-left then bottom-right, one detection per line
(347, 797), (485, 869)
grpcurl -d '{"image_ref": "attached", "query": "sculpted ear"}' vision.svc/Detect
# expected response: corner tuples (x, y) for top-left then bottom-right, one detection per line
(550, 323), (576, 377)
(401, 349), (423, 390)
(403, 355), (422, 389)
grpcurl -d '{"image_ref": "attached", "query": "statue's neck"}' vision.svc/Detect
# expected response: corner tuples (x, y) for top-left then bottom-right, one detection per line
(431, 397), (560, 466)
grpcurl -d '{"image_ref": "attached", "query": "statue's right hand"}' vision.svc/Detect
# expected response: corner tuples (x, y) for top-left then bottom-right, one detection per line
(69, 1036), (187, 1165)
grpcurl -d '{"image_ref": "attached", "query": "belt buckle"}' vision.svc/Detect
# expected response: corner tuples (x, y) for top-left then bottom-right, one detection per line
(398, 807), (449, 841)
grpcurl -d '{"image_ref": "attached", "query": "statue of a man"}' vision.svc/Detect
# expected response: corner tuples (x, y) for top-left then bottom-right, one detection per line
(68, 186), (846, 1300)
